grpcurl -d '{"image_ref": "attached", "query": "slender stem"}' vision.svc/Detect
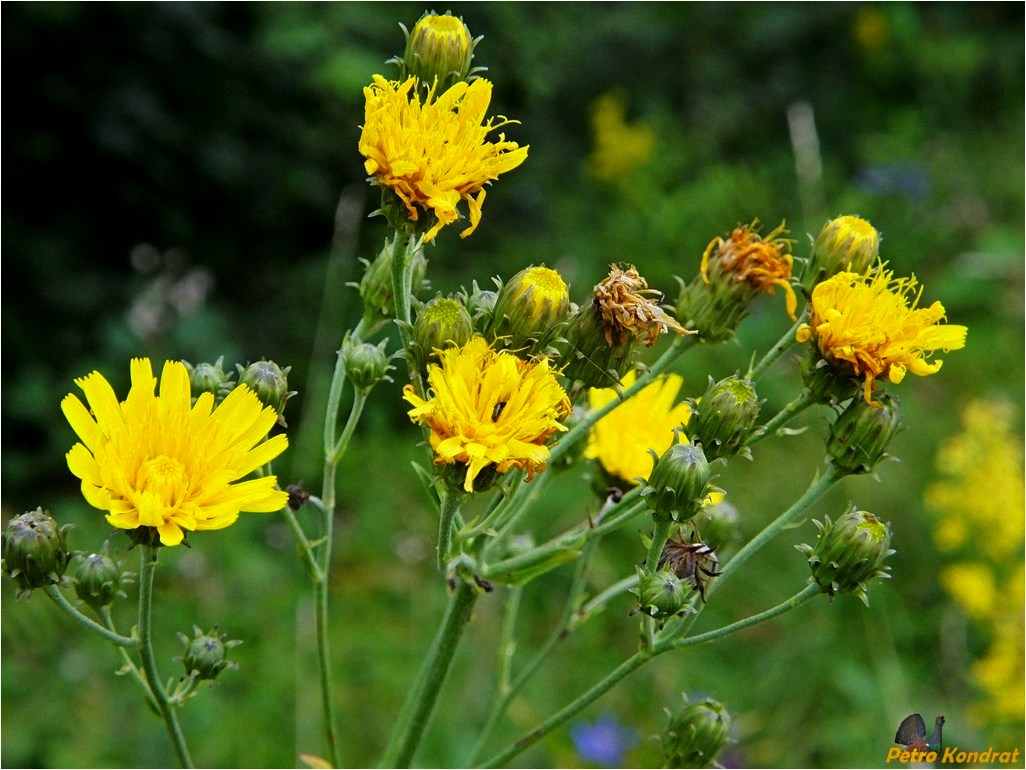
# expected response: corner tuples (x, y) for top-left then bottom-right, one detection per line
(329, 387), (369, 466)
(657, 584), (822, 653)
(644, 518), (673, 572)
(748, 307), (808, 382)
(547, 335), (696, 467)
(137, 548), (194, 769)
(42, 585), (139, 648)
(380, 580), (480, 768)
(476, 653), (648, 769)
(280, 506), (324, 583)
(748, 388), (818, 446)
(437, 489), (468, 573)
(389, 233), (420, 351)
(313, 578), (341, 769)
(100, 607), (159, 712)
(323, 319), (366, 457)
(713, 464), (845, 592)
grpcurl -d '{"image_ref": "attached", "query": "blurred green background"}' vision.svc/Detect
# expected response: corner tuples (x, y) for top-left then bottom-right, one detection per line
(2, 3), (1023, 768)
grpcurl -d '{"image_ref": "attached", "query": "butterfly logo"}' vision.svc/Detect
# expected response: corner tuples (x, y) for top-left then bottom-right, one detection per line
(894, 713), (945, 752)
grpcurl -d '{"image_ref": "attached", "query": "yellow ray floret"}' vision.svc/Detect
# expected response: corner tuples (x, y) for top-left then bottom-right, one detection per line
(61, 358), (289, 546)
(797, 265), (967, 404)
(359, 75), (529, 242)
(403, 337), (571, 492)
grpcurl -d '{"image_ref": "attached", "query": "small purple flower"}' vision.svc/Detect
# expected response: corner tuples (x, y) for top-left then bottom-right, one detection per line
(570, 714), (638, 767)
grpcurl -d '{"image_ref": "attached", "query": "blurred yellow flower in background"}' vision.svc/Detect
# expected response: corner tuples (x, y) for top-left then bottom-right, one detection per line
(586, 370), (691, 486)
(62, 359), (289, 547)
(588, 91), (655, 182)
(359, 74), (529, 241)
(926, 399), (1024, 734)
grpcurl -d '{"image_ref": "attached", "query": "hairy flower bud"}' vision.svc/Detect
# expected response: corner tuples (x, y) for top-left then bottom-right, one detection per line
(803, 215), (880, 293)
(2, 508), (71, 599)
(687, 375), (761, 461)
(236, 360), (296, 428)
(183, 356), (235, 405)
(353, 238), (430, 329)
(342, 338), (393, 390)
(399, 12), (477, 93)
(796, 506), (894, 605)
(635, 568), (688, 619)
(488, 265), (570, 352)
(74, 547), (126, 612)
(410, 295), (475, 373)
(827, 392), (902, 474)
(642, 441), (710, 523)
(662, 695), (732, 768)
(178, 625), (241, 682)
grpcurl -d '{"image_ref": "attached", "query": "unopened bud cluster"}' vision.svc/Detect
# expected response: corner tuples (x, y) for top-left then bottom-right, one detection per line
(394, 12), (478, 92)
(801, 215), (880, 293)
(687, 375), (761, 461)
(488, 265), (570, 352)
(74, 544), (127, 613)
(353, 238), (430, 330)
(796, 506), (894, 605)
(178, 625), (242, 682)
(661, 695), (732, 768)
(641, 441), (711, 523)
(342, 337), (394, 390)
(827, 393), (902, 474)
(2, 508), (71, 599)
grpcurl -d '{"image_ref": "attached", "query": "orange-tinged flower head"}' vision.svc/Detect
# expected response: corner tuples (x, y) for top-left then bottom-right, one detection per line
(403, 336), (571, 493)
(61, 359), (289, 547)
(359, 75), (528, 242)
(585, 370), (691, 486)
(796, 265), (968, 405)
(701, 220), (798, 320)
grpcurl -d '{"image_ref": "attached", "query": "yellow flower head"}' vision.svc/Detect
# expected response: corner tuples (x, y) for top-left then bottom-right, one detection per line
(359, 74), (529, 242)
(403, 336), (571, 492)
(796, 265), (968, 405)
(61, 359), (289, 547)
(701, 220), (798, 320)
(585, 370), (691, 485)
(595, 263), (687, 347)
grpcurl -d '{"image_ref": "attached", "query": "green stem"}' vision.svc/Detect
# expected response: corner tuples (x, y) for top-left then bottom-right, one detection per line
(389, 233), (420, 351)
(657, 584), (821, 652)
(748, 388), (818, 446)
(323, 319), (366, 457)
(748, 307), (808, 382)
(380, 580), (480, 768)
(713, 464), (844, 592)
(313, 578), (342, 769)
(329, 387), (369, 466)
(42, 585), (139, 648)
(100, 607), (159, 712)
(137, 547), (194, 769)
(437, 489), (468, 573)
(477, 653), (648, 769)
(644, 518), (673, 572)
(547, 335), (696, 467)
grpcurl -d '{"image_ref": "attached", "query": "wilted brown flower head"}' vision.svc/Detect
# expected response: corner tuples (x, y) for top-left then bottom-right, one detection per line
(595, 263), (687, 347)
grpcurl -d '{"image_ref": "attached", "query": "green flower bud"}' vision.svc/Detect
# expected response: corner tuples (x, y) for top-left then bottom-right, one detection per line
(799, 347), (861, 406)
(2, 508), (71, 599)
(642, 441), (710, 523)
(183, 357), (235, 405)
(488, 265), (570, 352)
(827, 392), (902, 474)
(178, 625), (241, 682)
(342, 338), (393, 390)
(662, 695), (732, 768)
(674, 274), (746, 345)
(352, 238), (430, 330)
(802, 215), (880, 293)
(796, 506), (894, 605)
(236, 360), (296, 427)
(635, 568), (688, 619)
(399, 12), (478, 93)
(410, 295), (474, 372)
(687, 375), (762, 461)
(556, 300), (633, 391)
(463, 281), (498, 328)
(74, 546), (126, 612)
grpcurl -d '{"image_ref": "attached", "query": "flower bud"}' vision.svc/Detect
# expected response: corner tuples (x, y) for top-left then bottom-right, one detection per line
(400, 12), (477, 93)
(635, 568), (688, 619)
(236, 360), (296, 427)
(74, 546), (125, 612)
(556, 300), (633, 391)
(488, 265), (570, 352)
(687, 375), (761, 461)
(827, 392), (902, 474)
(463, 281), (498, 327)
(353, 238), (430, 329)
(661, 695), (732, 768)
(799, 347), (861, 406)
(342, 338), (393, 390)
(183, 357), (235, 405)
(641, 441), (710, 523)
(178, 625), (241, 681)
(796, 506), (894, 605)
(2, 508), (71, 599)
(803, 215), (880, 293)
(410, 295), (475, 373)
